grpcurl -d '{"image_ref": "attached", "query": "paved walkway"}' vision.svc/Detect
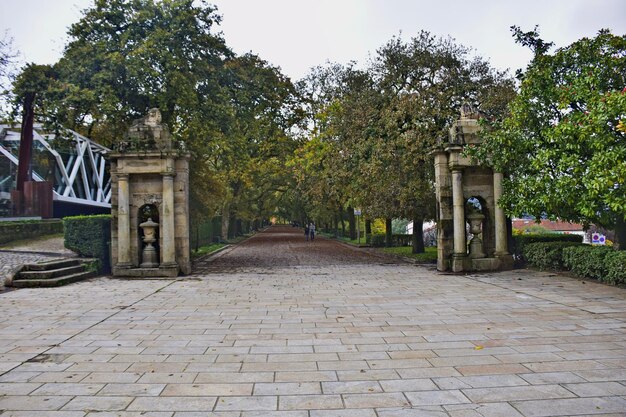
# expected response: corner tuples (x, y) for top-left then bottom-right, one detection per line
(0, 226), (625, 416)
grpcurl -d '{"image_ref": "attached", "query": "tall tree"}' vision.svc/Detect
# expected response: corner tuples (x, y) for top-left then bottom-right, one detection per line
(0, 33), (16, 93)
(55, 0), (231, 144)
(370, 33), (514, 252)
(38, 0), (301, 228)
(46, 0), (234, 222)
(294, 34), (514, 252)
(471, 28), (626, 248)
(217, 53), (302, 236)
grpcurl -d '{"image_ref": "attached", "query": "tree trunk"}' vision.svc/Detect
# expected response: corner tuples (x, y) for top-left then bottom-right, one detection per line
(507, 217), (514, 254)
(339, 207), (346, 237)
(333, 213), (338, 237)
(221, 205), (230, 241)
(16, 92), (35, 191)
(616, 216), (626, 251)
(348, 206), (356, 240)
(385, 217), (392, 247)
(365, 219), (372, 243)
(411, 214), (425, 254)
(228, 214), (236, 238)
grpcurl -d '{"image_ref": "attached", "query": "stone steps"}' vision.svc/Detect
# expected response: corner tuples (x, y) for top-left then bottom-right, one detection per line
(19, 264), (86, 280)
(12, 270), (97, 288)
(8, 258), (97, 288)
(25, 258), (79, 271)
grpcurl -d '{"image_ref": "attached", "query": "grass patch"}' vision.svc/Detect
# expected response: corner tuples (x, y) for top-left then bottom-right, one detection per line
(318, 232), (368, 245)
(380, 246), (437, 263)
(225, 234), (254, 244)
(0, 233), (64, 249)
(191, 243), (226, 259)
(338, 236), (368, 245)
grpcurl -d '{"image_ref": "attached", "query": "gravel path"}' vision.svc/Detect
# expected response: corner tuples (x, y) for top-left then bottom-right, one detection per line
(195, 225), (400, 274)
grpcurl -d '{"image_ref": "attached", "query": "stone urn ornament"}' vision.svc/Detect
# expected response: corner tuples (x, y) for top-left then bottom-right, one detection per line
(467, 212), (486, 259)
(139, 217), (159, 267)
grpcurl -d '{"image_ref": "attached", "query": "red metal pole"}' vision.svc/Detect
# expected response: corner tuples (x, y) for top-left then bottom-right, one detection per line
(16, 92), (35, 192)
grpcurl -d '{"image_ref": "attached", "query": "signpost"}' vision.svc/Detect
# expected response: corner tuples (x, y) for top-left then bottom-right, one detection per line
(592, 233), (606, 245)
(355, 209), (362, 245)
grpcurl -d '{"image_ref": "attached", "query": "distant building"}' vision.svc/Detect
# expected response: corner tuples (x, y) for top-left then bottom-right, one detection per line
(512, 219), (589, 243)
(406, 221), (437, 246)
(406, 220), (435, 235)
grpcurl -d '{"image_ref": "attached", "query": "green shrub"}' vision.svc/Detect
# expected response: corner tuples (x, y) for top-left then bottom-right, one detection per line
(563, 245), (613, 281)
(369, 233), (413, 247)
(381, 246), (438, 263)
(391, 234), (412, 246)
(63, 214), (111, 272)
(523, 241), (583, 271)
(513, 233), (583, 264)
(605, 251), (626, 285)
(370, 233), (386, 247)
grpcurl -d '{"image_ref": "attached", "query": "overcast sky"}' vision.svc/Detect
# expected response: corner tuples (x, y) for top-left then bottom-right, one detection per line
(1, 0), (625, 81)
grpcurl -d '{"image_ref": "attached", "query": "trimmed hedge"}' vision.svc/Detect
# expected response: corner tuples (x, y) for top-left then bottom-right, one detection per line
(525, 242), (625, 286)
(512, 233), (583, 263)
(370, 234), (386, 247)
(605, 251), (626, 285)
(523, 241), (583, 271)
(562, 245), (613, 281)
(370, 233), (413, 247)
(63, 214), (111, 272)
(0, 219), (63, 245)
(563, 245), (625, 285)
(392, 234), (413, 246)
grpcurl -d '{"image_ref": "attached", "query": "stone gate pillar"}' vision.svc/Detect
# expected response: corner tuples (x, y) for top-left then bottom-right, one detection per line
(117, 173), (131, 268)
(110, 109), (191, 277)
(493, 172), (508, 256)
(432, 104), (513, 272)
(451, 168), (467, 272)
(161, 171), (176, 267)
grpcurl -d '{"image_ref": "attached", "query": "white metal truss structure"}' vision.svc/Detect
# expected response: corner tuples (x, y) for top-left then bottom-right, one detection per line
(0, 124), (111, 209)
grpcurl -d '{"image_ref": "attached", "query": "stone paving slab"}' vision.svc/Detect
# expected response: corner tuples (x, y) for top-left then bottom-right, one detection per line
(1, 232), (626, 416)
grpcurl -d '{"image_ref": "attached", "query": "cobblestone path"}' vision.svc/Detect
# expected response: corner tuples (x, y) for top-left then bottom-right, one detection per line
(0, 226), (625, 416)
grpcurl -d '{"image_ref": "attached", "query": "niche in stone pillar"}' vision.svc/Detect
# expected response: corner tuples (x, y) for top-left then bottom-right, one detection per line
(138, 204), (160, 267)
(465, 197), (487, 259)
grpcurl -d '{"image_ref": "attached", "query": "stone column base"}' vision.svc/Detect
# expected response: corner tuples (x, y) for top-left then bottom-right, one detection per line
(451, 254), (469, 273)
(113, 265), (179, 278)
(471, 257), (501, 271)
(495, 253), (514, 270)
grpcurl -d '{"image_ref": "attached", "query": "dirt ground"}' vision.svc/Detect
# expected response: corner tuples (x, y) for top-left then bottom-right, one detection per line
(195, 225), (401, 273)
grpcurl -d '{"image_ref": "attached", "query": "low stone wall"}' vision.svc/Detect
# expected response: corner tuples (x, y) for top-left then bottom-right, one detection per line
(0, 220), (64, 245)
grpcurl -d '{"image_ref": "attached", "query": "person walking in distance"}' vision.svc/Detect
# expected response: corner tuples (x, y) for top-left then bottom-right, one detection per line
(309, 222), (316, 241)
(304, 223), (310, 241)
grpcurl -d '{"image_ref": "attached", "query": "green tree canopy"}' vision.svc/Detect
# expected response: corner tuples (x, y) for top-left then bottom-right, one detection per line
(294, 32), (514, 251)
(471, 28), (626, 247)
(22, 0), (302, 229)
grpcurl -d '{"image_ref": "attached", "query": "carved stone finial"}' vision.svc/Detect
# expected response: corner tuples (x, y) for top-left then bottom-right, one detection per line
(120, 108), (172, 152)
(144, 108), (162, 126)
(460, 103), (479, 120)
